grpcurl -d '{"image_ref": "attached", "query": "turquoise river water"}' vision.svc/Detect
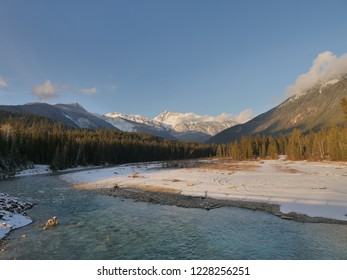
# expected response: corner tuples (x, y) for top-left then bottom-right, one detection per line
(1, 172), (347, 260)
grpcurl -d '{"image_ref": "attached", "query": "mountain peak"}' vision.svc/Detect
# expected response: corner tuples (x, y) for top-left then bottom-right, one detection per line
(105, 112), (125, 118)
(153, 111), (180, 124)
(54, 102), (87, 112)
(106, 112), (152, 124)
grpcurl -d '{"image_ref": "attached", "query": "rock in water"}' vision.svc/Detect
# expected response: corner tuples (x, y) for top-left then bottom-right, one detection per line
(43, 216), (58, 230)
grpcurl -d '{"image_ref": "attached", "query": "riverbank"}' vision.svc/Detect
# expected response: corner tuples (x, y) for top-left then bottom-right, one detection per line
(91, 186), (347, 224)
(0, 193), (33, 240)
(61, 159), (347, 224)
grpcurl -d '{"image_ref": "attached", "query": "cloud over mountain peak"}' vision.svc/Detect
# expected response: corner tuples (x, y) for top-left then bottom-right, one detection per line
(286, 51), (347, 97)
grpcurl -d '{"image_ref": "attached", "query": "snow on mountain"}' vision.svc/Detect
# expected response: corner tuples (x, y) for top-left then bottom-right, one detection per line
(319, 76), (342, 93)
(99, 114), (136, 132)
(106, 112), (149, 125)
(104, 112), (167, 131)
(153, 109), (253, 135)
(101, 109), (253, 141)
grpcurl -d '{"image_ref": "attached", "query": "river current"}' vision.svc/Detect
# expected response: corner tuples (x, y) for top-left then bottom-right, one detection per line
(1, 173), (347, 260)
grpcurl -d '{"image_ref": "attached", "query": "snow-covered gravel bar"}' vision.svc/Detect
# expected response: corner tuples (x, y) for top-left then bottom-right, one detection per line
(61, 160), (347, 221)
(15, 165), (52, 177)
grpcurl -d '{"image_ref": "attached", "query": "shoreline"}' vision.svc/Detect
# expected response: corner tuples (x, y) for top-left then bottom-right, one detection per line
(89, 186), (347, 225)
(61, 159), (347, 224)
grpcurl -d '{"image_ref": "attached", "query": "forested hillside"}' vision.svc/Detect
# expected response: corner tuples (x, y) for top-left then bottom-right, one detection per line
(215, 97), (347, 161)
(216, 126), (347, 161)
(0, 112), (215, 178)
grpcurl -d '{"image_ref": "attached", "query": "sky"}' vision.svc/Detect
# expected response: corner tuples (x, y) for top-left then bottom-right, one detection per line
(1, 0), (347, 119)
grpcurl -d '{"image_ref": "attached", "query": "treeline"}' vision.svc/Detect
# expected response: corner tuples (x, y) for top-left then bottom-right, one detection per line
(0, 112), (215, 178)
(216, 127), (347, 161)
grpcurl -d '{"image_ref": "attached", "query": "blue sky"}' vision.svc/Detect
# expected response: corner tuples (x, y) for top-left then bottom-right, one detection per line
(1, 0), (347, 119)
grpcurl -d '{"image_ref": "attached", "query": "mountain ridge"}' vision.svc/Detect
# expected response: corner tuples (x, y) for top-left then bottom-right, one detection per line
(0, 102), (118, 130)
(208, 75), (347, 144)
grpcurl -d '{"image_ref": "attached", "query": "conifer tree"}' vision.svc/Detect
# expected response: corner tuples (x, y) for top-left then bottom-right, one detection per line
(328, 125), (342, 161)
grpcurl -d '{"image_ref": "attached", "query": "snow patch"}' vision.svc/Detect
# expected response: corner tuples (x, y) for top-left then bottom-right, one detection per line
(0, 211), (32, 240)
(319, 77), (341, 93)
(15, 165), (52, 177)
(62, 113), (75, 122)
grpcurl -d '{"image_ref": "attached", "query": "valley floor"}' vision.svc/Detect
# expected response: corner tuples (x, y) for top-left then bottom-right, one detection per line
(61, 159), (347, 223)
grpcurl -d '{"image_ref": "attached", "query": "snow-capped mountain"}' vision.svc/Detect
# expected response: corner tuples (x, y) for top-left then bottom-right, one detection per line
(101, 109), (253, 142)
(153, 111), (248, 135)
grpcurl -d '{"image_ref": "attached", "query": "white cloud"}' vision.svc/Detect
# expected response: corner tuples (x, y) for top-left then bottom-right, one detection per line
(233, 108), (254, 123)
(166, 109), (254, 125)
(286, 51), (347, 97)
(32, 80), (57, 100)
(81, 86), (97, 96)
(208, 109), (254, 124)
(0, 76), (8, 88)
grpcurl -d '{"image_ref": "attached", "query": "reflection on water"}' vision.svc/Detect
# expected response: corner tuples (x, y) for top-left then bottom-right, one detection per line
(1, 174), (347, 260)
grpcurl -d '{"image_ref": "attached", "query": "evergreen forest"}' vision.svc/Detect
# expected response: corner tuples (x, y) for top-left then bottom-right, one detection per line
(0, 111), (215, 178)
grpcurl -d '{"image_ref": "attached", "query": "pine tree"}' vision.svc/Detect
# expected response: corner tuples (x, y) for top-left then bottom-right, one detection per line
(267, 135), (279, 158)
(287, 129), (303, 160)
(328, 125), (342, 161)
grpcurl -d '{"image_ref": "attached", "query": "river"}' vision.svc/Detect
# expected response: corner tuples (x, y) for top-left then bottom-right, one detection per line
(1, 173), (347, 259)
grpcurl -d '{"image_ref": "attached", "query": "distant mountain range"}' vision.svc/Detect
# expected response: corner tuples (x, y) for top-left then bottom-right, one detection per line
(0, 102), (248, 142)
(208, 75), (347, 144)
(100, 110), (247, 142)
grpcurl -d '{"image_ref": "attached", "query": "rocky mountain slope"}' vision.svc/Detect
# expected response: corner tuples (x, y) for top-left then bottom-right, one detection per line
(208, 75), (347, 144)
